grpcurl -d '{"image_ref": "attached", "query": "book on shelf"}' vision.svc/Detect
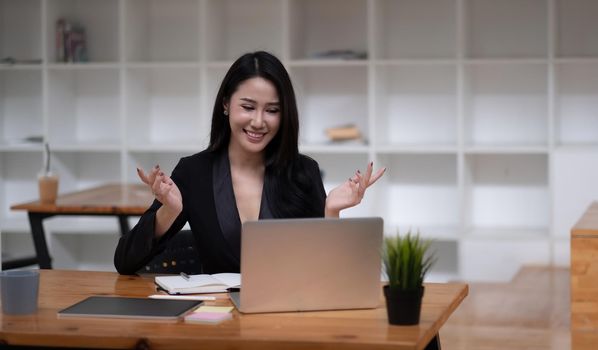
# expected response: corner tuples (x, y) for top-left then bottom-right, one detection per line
(325, 124), (362, 142)
(56, 19), (89, 63)
(155, 273), (240, 295)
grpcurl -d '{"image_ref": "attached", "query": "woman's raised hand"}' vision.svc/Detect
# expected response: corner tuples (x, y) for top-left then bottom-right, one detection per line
(136, 165), (183, 214)
(325, 162), (386, 218)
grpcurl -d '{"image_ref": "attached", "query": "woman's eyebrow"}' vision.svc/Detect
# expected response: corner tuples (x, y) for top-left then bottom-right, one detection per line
(239, 97), (279, 106)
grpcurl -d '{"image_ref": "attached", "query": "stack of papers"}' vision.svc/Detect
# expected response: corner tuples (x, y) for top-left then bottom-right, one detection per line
(184, 306), (234, 324)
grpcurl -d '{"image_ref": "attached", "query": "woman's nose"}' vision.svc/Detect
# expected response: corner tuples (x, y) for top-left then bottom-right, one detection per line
(251, 110), (266, 127)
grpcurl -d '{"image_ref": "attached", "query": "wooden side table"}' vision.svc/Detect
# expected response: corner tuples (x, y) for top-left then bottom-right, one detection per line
(571, 201), (598, 330)
(8, 184), (153, 269)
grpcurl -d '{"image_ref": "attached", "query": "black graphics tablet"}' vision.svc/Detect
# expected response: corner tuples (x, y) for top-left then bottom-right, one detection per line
(58, 296), (202, 320)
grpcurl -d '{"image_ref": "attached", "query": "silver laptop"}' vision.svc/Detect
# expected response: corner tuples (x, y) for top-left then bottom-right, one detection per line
(230, 217), (383, 313)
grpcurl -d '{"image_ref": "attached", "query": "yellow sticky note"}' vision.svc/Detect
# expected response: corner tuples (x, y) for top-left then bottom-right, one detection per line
(195, 306), (234, 313)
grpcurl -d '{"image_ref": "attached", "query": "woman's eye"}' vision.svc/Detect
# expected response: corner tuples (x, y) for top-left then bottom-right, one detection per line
(241, 105), (254, 111)
(267, 108), (280, 114)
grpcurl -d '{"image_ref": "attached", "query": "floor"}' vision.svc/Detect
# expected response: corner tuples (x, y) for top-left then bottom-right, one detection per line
(440, 266), (586, 350)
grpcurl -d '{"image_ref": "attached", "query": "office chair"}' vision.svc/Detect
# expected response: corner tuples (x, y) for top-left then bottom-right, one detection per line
(138, 230), (203, 275)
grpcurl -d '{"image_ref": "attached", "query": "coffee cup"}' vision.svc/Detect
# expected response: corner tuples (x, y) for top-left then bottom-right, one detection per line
(38, 174), (59, 204)
(0, 270), (40, 315)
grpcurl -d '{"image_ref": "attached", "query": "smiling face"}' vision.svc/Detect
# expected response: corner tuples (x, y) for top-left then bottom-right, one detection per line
(224, 77), (281, 157)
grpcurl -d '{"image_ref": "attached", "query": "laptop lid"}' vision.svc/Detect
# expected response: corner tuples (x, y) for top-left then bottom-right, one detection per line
(233, 217), (383, 313)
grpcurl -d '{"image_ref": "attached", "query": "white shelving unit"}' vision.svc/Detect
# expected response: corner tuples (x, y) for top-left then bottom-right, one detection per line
(1, 0), (598, 281)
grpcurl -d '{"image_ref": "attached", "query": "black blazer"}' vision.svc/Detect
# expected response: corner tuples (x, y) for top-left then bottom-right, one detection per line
(114, 150), (326, 275)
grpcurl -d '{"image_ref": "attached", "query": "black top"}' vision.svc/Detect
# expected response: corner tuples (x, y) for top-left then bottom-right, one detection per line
(114, 149), (326, 275)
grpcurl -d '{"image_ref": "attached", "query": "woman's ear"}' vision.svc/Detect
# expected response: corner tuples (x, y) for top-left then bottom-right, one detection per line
(222, 101), (229, 116)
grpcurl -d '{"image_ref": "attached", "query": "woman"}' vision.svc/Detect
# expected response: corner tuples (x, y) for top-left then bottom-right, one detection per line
(114, 51), (385, 275)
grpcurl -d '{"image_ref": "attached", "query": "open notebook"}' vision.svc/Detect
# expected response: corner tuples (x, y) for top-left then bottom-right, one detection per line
(155, 273), (240, 294)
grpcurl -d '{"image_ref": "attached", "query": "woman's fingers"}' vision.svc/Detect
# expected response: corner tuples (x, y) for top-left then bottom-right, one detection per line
(358, 162), (373, 197)
(151, 171), (167, 197)
(148, 164), (160, 186)
(136, 167), (150, 185)
(367, 167), (386, 187)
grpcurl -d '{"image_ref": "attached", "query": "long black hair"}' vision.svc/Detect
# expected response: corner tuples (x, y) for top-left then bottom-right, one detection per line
(207, 51), (324, 218)
(208, 51), (299, 171)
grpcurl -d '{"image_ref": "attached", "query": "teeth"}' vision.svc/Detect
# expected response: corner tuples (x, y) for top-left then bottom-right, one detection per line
(246, 131), (264, 138)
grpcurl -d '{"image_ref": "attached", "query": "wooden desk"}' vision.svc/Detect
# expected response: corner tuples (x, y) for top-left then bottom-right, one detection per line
(9, 184), (154, 269)
(571, 201), (598, 330)
(0, 270), (468, 350)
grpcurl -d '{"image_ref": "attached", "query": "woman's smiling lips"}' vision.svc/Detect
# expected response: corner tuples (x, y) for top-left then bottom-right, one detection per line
(244, 129), (267, 143)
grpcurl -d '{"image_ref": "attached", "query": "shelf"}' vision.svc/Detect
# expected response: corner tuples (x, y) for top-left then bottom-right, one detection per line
(375, 64), (457, 145)
(52, 142), (122, 152)
(289, 0), (367, 60)
(374, 59), (456, 66)
(555, 62), (598, 145)
(554, 58), (598, 64)
(463, 145), (549, 154)
(287, 59), (367, 67)
(0, 152), (41, 227)
(125, 0), (200, 62)
(47, 63), (121, 70)
(1, 0), (597, 280)
(302, 153), (371, 218)
(0, 64), (43, 71)
(460, 237), (551, 281)
(464, 63), (548, 146)
(204, 0), (283, 61)
(52, 152), (121, 194)
(45, 217), (121, 235)
(424, 272), (461, 284)
(47, 68), (121, 146)
(50, 232), (121, 271)
(375, 144), (458, 154)
(552, 239), (570, 267)
(427, 240), (460, 282)
(205, 61), (234, 68)
(291, 65), (368, 145)
(385, 225), (461, 241)
(125, 62), (200, 69)
(0, 69), (43, 146)
(374, 0), (456, 59)
(557, 0), (598, 57)
(0, 0), (42, 63)
(464, 227), (549, 240)
(465, 0), (547, 58)
(378, 153), (459, 231)
(126, 152), (190, 183)
(46, 0), (119, 63)
(299, 143), (369, 155)
(464, 58), (548, 65)
(464, 154), (549, 229)
(552, 149), (598, 239)
(554, 144), (598, 152)
(127, 143), (206, 153)
(0, 142), (43, 152)
(0, 218), (30, 233)
(125, 66), (204, 146)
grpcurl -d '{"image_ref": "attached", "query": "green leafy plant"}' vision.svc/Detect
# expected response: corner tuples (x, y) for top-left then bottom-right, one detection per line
(383, 232), (436, 290)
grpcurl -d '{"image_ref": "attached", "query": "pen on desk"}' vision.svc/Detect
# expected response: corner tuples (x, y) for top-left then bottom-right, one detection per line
(180, 272), (190, 280)
(148, 294), (216, 301)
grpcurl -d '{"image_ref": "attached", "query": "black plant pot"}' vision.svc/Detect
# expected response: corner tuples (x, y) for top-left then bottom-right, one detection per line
(383, 285), (425, 325)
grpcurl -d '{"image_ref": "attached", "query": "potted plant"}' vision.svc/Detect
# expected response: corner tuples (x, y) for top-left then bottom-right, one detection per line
(382, 232), (436, 325)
